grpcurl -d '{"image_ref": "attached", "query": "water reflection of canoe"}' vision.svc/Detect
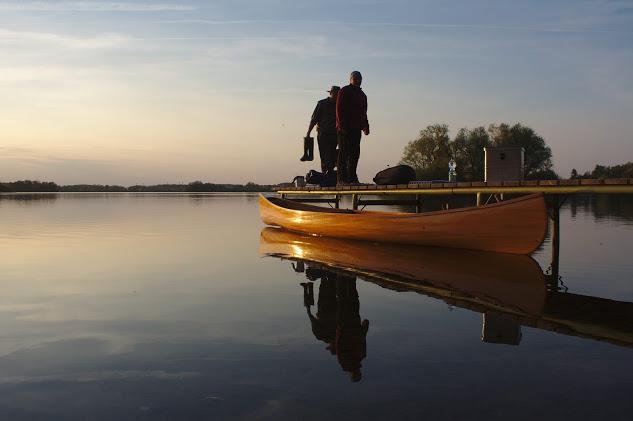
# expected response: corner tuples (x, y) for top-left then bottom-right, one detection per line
(260, 228), (633, 348)
(259, 193), (547, 254)
(260, 227), (546, 316)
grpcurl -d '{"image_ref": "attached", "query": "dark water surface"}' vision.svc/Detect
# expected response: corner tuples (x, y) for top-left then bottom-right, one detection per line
(0, 193), (631, 420)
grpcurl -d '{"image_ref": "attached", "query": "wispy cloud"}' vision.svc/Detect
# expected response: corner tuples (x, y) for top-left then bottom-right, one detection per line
(0, 28), (129, 49)
(0, 1), (196, 11)
(160, 18), (633, 34)
(201, 36), (334, 62)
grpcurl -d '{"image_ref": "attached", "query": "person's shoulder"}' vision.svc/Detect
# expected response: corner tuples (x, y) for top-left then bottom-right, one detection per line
(317, 98), (329, 105)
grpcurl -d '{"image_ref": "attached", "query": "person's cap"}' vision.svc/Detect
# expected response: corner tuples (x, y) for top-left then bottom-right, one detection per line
(327, 85), (340, 93)
(350, 71), (362, 79)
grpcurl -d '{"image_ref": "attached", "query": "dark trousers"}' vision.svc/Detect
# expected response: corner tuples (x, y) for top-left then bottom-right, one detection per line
(337, 129), (361, 183)
(317, 132), (337, 174)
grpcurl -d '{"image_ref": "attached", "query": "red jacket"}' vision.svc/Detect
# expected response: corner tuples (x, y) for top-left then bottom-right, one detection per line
(336, 84), (369, 131)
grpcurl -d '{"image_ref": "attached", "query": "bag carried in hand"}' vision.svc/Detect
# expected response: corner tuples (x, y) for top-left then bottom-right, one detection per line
(373, 165), (416, 185)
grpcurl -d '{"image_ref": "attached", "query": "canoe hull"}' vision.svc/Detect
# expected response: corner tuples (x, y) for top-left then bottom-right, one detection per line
(259, 193), (547, 254)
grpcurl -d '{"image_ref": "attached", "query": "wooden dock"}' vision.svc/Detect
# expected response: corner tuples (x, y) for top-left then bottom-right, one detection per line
(276, 178), (633, 209)
(277, 178), (633, 196)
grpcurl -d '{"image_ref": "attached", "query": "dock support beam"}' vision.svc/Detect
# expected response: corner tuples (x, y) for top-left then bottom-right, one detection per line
(476, 192), (481, 207)
(546, 194), (566, 292)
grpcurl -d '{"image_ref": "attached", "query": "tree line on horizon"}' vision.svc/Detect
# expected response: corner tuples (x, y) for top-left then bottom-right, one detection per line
(0, 181), (275, 193)
(570, 162), (633, 180)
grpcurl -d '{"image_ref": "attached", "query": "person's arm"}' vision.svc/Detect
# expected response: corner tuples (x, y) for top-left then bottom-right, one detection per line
(307, 121), (317, 137)
(336, 88), (347, 133)
(307, 102), (320, 137)
(362, 92), (369, 135)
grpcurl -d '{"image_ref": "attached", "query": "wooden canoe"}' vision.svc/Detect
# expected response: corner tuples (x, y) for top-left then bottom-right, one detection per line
(259, 193), (547, 254)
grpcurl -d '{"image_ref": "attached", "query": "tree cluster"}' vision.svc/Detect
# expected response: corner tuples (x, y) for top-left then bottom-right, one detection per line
(0, 180), (59, 192)
(400, 123), (556, 181)
(61, 184), (127, 192)
(185, 181), (273, 192)
(570, 162), (633, 179)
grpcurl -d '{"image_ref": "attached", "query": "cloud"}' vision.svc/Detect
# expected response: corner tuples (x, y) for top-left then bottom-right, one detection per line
(203, 36), (332, 60)
(161, 18), (633, 34)
(0, 1), (196, 11)
(0, 370), (200, 384)
(0, 28), (129, 49)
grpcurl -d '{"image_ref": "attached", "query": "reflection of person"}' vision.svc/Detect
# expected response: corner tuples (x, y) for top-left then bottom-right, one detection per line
(332, 275), (369, 382)
(336, 71), (369, 184)
(300, 265), (369, 382)
(302, 270), (338, 345)
(306, 86), (340, 174)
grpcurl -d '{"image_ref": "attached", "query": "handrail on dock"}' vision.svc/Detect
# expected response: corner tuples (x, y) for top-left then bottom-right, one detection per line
(276, 178), (633, 196)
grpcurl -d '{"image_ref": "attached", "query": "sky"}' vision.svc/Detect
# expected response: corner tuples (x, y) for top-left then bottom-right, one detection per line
(1, 0), (632, 185)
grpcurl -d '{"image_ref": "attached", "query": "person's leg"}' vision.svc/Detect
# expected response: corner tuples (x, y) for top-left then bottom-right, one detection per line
(318, 132), (336, 173)
(317, 133), (327, 173)
(348, 130), (362, 183)
(336, 131), (349, 184)
(323, 133), (338, 173)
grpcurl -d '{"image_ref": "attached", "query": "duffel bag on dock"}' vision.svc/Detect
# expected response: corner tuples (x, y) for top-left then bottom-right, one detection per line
(373, 165), (416, 185)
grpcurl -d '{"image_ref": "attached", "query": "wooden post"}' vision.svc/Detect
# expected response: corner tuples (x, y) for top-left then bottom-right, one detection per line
(550, 196), (560, 291)
(416, 195), (422, 213)
(335, 194), (340, 209)
(352, 194), (359, 210)
(544, 194), (563, 291)
(476, 192), (481, 207)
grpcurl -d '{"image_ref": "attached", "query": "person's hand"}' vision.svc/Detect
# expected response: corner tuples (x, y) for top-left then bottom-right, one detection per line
(363, 127), (370, 136)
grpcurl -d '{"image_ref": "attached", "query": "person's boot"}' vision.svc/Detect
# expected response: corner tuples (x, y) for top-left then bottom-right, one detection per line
(300, 282), (314, 307)
(300, 136), (314, 161)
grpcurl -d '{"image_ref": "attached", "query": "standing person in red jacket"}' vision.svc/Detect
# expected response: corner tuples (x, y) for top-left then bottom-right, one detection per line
(336, 71), (369, 184)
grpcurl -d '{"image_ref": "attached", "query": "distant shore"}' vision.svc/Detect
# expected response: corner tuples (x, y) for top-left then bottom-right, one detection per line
(0, 180), (279, 193)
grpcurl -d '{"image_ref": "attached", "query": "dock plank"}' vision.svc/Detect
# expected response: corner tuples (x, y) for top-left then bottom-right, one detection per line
(559, 179), (580, 186)
(581, 179), (603, 185)
(604, 178), (629, 185)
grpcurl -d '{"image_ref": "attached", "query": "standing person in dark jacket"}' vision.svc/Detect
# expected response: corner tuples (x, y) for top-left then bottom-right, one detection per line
(306, 86), (340, 174)
(336, 71), (369, 184)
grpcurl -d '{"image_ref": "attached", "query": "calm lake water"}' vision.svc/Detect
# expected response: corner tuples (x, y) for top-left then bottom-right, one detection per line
(1, 193), (632, 420)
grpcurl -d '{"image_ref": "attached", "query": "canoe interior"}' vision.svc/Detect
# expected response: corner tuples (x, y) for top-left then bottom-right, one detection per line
(267, 197), (355, 213)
